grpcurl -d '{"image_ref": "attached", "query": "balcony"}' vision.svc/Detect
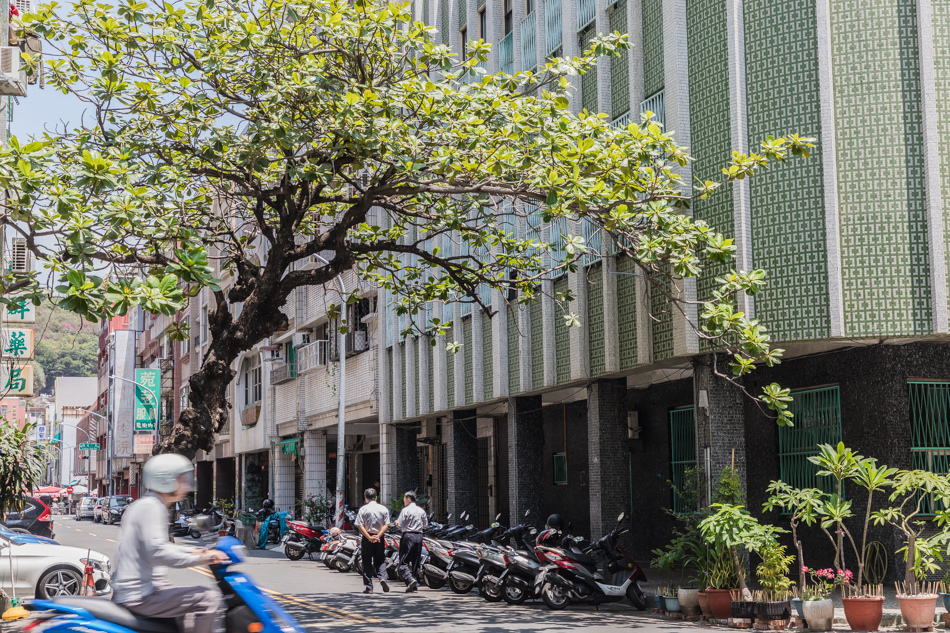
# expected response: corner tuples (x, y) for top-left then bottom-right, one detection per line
(577, 0), (595, 31)
(544, 0), (562, 55)
(611, 110), (630, 129)
(640, 90), (666, 127)
(297, 340), (329, 373)
(500, 32), (514, 74)
(270, 362), (297, 385)
(520, 12), (536, 72)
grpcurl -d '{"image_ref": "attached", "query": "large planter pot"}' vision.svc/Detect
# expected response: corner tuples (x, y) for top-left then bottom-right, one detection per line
(897, 594), (937, 630)
(731, 600), (757, 620)
(940, 593), (950, 613)
(679, 588), (701, 616)
(789, 597), (804, 620)
(755, 601), (791, 621)
(655, 594), (667, 611)
(707, 589), (735, 620)
(842, 596), (884, 632)
(802, 599), (834, 632)
(698, 591), (713, 618)
(666, 596), (682, 613)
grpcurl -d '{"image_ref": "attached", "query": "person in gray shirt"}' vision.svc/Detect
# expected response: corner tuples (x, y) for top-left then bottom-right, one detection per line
(394, 491), (428, 592)
(112, 454), (229, 633)
(355, 488), (391, 594)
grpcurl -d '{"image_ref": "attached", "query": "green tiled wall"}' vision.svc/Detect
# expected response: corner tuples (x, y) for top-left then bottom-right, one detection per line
(428, 338), (435, 412)
(458, 0), (466, 30)
(508, 306), (520, 393)
(744, 0), (830, 342)
(555, 277), (571, 383)
(464, 317), (474, 404)
(588, 264), (605, 376)
(935, 4), (950, 301)
(642, 0), (663, 97)
(686, 0), (733, 341)
(609, 3), (629, 119)
(650, 273), (674, 361)
(580, 27), (597, 113)
(531, 302), (543, 388)
(413, 344), (420, 414)
(483, 311), (493, 400)
(388, 348), (393, 421)
(447, 343), (456, 407)
(440, 0), (449, 43)
(617, 255), (639, 369)
(832, 0), (931, 336)
(400, 344), (407, 419)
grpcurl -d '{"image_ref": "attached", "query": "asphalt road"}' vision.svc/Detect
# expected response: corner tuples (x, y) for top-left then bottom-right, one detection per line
(43, 515), (693, 633)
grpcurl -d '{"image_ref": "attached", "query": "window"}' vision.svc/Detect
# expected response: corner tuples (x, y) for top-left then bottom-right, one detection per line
(640, 89), (666, 127)
(553, 452), (567, 485)
(525, 0), (533, 14)
(181, 335), (190, 356)
(579, 27), (597, 113)
(909, 382), (950, 514)
(200, 307), (208, 344)
(329, 298), (372, 360)
(180, 385), (190, 413)
(669, 408), (696, 513)
(242, 355), (262, 408)
(460, 26), (467, 59)
(778, 386), (842, 495)
(504, 0), (512, 34)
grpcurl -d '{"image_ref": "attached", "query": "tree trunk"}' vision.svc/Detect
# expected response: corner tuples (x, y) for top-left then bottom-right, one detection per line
(792, 520), (805, 590)
(905, 533), (916, 590)
(731, 546), (752, 600)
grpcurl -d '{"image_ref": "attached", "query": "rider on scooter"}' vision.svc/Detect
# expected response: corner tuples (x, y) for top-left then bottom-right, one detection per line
(111, 454), (230, 633)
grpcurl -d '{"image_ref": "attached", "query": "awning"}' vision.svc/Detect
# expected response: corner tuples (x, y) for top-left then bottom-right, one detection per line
(275, 437), (299, 457)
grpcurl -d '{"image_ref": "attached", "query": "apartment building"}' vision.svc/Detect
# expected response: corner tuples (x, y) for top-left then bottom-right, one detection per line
(380, 0), (950, 573)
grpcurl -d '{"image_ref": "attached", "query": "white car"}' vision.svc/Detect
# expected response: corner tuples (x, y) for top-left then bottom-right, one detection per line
(0, 531), (111, 599)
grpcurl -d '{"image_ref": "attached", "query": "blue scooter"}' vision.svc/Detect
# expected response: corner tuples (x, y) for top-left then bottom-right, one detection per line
(28, 536), (305, 633)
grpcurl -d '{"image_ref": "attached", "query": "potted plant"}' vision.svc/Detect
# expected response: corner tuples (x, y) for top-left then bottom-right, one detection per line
(940, 571), (950, 612)
(730, 588), (756, 620)
(665, 582), (682, 613)
(801, 567), (836, 632)
(754, 541), (794, 622)
(655, 587), (667, 611)
(678, 585), (700, 617)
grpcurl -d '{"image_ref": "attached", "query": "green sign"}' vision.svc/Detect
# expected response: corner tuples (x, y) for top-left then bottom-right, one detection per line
(134, 368), (160, 432)
(79, 443), (100, 450)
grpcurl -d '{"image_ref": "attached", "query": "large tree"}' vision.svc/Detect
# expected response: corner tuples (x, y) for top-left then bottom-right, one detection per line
(2, 0), (811, 457)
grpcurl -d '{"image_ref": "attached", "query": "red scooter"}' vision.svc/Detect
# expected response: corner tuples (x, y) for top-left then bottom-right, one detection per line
(283, 520), (327, 561)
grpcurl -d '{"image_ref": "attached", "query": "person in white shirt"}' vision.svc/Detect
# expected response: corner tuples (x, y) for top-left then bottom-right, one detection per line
(354, 488), (391, 594)
(394, 491), (428, 592)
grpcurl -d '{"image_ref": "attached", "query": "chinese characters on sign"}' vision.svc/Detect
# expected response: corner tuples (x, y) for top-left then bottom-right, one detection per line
(1, 328), (34, 360)
(0, 364), (33, 396)
(133, 435), (155, 455)
(134, 368), (160, 431)
(1, 298), (35, 324)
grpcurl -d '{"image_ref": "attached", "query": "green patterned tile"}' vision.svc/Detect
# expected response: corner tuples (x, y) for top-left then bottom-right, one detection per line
(531, 301), (543, 388)
(617, 255), (639, 369)
(650, 271), (674, 361)
(508, 306), (520, 393)
(935, 3), (950, 301)
(428, 339), (434, 412)
(483, 311), (493, 400)
(388, 348), (394, 421)
(588, 264), (605, 376)
(609, 4), (629, 119)
(447, 341), (455, 407)
(580, 27), (597, 113)
(832, 0), (931, 336)
(400, 344), (407, 419)
(440, 0), (449, 43)
(555, 277), (571, 383)
(642, 0), (663, 97)
(464, 317), (474, 404)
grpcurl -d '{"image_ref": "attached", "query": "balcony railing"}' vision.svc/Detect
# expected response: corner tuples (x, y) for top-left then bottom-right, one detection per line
(545, 0), (562, 55)
(500, 31), (514, 74)
(270, 362), (297, 385)
(297, 340), (329, 373)
(520, 11), (537, 72)
(611, 110), (630, 129)
(640, 90), (665, 127)
(577, 0), (595, 31)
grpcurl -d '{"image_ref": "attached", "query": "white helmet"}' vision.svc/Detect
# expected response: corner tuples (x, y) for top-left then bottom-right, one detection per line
(143, 454), (194, 494)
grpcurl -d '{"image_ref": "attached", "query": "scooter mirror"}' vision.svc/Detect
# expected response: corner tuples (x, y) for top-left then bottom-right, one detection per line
(524, 509), (530, 517)
(617, 512), (625, 523)
(194, 514), (215, 531)
(495, 513), (501, 521)
(447, 513), (452, 520)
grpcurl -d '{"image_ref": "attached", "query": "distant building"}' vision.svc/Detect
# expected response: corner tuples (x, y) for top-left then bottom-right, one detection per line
(0, 398), (27, 430)
(53, 377), (96, 487)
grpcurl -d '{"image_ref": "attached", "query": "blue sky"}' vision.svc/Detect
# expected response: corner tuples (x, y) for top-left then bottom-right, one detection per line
(12, 83), (86, 140)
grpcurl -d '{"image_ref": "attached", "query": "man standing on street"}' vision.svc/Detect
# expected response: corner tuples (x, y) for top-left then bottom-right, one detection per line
(355, 488), (390, 594)
(394, 490), (428, 592)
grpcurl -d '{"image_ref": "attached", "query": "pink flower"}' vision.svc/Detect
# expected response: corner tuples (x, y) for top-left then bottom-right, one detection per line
(801, 566), (809, 572)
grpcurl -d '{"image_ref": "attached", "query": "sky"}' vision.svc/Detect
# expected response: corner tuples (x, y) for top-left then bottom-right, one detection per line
(12, 81), (87, 141)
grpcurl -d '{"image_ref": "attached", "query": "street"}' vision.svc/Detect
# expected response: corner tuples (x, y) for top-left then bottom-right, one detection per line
(43, 516), (684, 633)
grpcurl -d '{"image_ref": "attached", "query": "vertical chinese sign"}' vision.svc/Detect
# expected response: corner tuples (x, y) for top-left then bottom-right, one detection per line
(0, 321), (35, 397)
(133, 368), (160, 455)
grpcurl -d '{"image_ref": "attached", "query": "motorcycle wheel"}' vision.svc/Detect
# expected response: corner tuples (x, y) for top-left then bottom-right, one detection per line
(423, 574), (446, 590)
(503, 584), (528, 605)
(323, 556), (334, 569)
(189, 529), (201, 539)
(354, 556), (363, 576)
(448, 576), (473, 594)
(626, 581), (646, 610)
(479, 581), (504, 603)
(285, 545), (306, 561)
(336, 559), (352, 573)
(541, 582), (571, 610)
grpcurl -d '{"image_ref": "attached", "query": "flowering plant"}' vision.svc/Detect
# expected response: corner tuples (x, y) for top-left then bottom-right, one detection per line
(801, 567), (852, 600)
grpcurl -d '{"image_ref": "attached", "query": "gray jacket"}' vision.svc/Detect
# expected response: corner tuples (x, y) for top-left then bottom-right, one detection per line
(112, 493), (204, 604)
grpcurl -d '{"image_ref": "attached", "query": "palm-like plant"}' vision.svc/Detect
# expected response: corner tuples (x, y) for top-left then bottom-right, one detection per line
(0, 421), (51, 519)
(763, 481), (827, 590)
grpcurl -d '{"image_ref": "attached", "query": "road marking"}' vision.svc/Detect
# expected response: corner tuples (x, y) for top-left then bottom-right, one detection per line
(88, 533), (97, 536)
(263, 589), (381, 624)
(106, 539), (116, 543)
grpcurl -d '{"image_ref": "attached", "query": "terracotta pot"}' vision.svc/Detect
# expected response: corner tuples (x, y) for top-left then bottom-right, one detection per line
(706, 588), (735, 620)
(897, 594), (937, 629)
(842, 596), (884, 631)
(802, 599), (834, 632)
(698, 591), (712, 617)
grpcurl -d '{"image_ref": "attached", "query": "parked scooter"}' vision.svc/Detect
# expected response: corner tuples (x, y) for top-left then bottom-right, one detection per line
(331, 532), (361, 572)
(283, 520), (326, 561)
(534, 512), (647, 611)
(256, 500), (281, 544)
(29, 535), (305, 633)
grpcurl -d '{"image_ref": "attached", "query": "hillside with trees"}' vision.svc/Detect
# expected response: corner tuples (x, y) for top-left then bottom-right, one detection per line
(31, 304), (98, 394)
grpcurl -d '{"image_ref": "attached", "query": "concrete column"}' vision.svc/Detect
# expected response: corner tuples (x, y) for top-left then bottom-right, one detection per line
(406, 336), (417, 419)
(569, 268), (590, 380)
(507, 396), (544, 522)
(603, 256), (620, 374)
(304, 430), (327, 498)
(492, 287), (509, 398)
(379, 423), (395, 502)
(446, 409), (479, 524)
(588, 379), (630, 540)
(393, 425), (419, 498)
(693, 354), (747, 503)
(273, 447), (295, 512)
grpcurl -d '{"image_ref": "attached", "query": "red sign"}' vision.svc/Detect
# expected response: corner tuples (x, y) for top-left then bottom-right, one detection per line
(66, 487), (74, 494)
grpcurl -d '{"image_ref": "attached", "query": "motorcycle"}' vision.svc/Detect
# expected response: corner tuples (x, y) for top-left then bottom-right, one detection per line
(331, 532), (361, 572)
(446, 516), (504, 594)
(256, 506), (281, 544)
(534, 512), (647, 611)
(282, 520), (326, 561)
(30, 535), (305, 633)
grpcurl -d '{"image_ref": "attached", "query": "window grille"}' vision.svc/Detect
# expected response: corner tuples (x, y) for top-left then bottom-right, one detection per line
(669, 408), (696, 513)
(553, 452), (568, 485)
(609, 2), (629, 119)
(778, 386), (842, 496)
(577, 0), (595, 31)
(909, 382), (950, 515)
(639, 89), (665, 127)
(580, 27), (597, 113)
(544, 0), (562, 55)
(500, 31), (514, 74)
(520, 11), (537, 72)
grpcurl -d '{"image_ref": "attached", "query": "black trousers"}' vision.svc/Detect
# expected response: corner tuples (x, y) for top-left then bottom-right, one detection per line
(398, 532), (424, 585)
(360, 538), (387, 589)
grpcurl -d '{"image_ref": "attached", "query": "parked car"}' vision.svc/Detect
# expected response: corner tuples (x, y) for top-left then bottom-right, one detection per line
(0, 496), (54, 539)
(0, 531), (111, 598)
(0, 523), (57, 545)
(104, 496), (132, 525)
(93, 498), (107, 523)
(75, 498), (97, 521)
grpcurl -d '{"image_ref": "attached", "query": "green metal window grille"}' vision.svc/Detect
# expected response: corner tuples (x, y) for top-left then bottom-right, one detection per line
(423, 0), (429, 24)
(482, 311), (493, 400)
(577, 0), (595, 31)
(284, 342), (297, 378)
(909, 382), (950, 515)
(580, 27), (597, 113)
(500, 31), (514, 74)
(507, 306), (520, 393)
(544, 0), (562, 55)
(440, 0), (449, 43)
(553, 452), (568, 485)
(669, 408), (696, 513)
(520, 10), (537, 72)
(778, 386), (843, 496)
(609, 2), (629, 119)
(464, 317), (474, 404)
(458, 0), (466, 32)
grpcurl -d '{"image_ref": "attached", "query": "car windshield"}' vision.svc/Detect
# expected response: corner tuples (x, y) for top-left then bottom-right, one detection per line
(110, 498), (129, 507)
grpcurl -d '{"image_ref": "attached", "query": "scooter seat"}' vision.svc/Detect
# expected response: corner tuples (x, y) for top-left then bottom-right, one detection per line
(566, 550), (597, 568)
(53, 597), (179, 633)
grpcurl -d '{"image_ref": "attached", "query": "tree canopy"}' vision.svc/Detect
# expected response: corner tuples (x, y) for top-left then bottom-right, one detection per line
(2, 0), (813, 456)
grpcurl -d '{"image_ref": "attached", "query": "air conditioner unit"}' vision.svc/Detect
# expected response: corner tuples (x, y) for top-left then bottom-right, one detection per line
(0, 47), (27, 96)
(8, 237), (30, 274)
(292, 332), (311, 347)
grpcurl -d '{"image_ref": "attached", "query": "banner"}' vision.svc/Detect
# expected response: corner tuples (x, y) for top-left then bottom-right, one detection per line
(133, 435), (155, 455)
(134, 368), (160, 432)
